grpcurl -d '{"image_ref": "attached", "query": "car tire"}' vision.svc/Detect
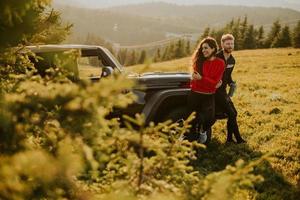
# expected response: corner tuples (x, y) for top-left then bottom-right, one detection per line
(161, 106), (187, 123)
(161, 107), (212, 144)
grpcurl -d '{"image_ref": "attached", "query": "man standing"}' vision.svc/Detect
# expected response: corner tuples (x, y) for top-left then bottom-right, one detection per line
(215, 34), (246, 144)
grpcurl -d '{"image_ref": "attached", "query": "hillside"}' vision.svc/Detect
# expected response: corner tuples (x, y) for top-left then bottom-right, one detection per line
(57, 5), (198, 46)
(55, 3), (300, 45)
(128, 48), (300, 199)
(108, 2), (300, 27)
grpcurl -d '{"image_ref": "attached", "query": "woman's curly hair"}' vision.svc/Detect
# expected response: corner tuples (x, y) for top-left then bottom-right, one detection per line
(191, 37), (219, 75)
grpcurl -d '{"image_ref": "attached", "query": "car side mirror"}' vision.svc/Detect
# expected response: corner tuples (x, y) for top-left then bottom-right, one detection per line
(101, 66), (114, 78)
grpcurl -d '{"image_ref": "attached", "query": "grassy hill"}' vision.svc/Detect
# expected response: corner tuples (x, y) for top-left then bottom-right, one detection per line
(128, 48), (300, 199)
(55, 3), (300, 45)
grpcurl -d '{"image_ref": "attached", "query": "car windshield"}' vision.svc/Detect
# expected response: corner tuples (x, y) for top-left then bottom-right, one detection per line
(102, 48), (123, 72)
(77, 55), (105, 78)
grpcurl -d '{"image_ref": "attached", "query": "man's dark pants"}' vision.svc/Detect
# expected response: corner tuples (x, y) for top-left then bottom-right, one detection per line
(215, 90), (243, 142)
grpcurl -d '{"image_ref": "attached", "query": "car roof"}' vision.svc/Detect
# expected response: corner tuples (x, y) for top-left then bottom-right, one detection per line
(26, 44), (106, 53)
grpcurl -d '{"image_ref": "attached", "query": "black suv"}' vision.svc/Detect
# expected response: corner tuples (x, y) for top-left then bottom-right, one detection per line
(27, 45), (226, 143)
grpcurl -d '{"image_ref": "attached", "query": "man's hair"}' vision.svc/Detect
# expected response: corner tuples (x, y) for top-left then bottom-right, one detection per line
(221, 34), (235, 43)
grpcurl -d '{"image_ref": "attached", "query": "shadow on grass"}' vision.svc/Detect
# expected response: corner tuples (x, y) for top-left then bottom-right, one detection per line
(192, 138), (300, 200)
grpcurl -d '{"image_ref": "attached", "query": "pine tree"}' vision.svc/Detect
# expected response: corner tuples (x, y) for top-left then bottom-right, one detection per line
(215, 29), (225, 48)
(168, 42), (175, 59)
(210, 29), (217, 39)
(293, 20), (300, 48)
(0, 1), (71, 51)
(126, 50), (137, 66)
(272, 25), (292, 48)
(238, 16), (248, 49)
(153, 48), (161, 62)
(199, 27), (210, 42)
(185, 40), (191, 56)
(232, 18), (241, 50)
(243, 25), (256, 49)
(138, 50), (147, 64)
(117, 48), (128, 65)
(162, 46), (169, 61)
(265, 20), (281, 48)
(226, 18), (235, 32)
(256, 26), (265, 48)
(174, 40), (184, 58)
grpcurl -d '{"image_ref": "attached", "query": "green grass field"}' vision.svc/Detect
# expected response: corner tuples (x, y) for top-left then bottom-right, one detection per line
(129, 48), (300, 199)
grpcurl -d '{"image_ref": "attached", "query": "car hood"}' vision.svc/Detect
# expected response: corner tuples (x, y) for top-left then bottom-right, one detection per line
(130, 72), (191, 90)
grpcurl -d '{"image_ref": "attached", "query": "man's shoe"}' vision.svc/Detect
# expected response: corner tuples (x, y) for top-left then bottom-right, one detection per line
(236, 139), (247, 144)
(225, 139), (236, 145)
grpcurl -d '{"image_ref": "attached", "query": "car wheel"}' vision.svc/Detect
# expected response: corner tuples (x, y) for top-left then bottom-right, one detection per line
(161, 108), (212, 144)
(161, 107), (187, 123)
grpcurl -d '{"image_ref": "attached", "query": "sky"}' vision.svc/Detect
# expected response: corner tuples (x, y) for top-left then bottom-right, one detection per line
(54, 0), (300, 10)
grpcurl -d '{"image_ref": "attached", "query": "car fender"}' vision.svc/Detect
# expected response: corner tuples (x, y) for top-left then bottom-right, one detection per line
(142, 88), (190, 124)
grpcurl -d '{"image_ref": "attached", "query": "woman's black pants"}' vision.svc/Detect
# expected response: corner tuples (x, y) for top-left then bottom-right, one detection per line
(186, 91), (215, 141)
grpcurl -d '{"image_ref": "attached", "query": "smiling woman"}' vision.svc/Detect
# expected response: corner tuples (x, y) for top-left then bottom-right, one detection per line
(186, 37), (225, 144)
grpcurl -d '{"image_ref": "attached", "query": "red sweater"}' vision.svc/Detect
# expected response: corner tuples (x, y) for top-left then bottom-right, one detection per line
(190, 58), (225, 93)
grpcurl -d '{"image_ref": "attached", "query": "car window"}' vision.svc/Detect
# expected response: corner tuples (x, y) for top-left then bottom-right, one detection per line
(32, 51), (79, 78)
(78, 56), (104, 78)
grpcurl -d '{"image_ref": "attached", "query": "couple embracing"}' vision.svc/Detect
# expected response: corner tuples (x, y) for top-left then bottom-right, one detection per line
(186, 34), (246, 144)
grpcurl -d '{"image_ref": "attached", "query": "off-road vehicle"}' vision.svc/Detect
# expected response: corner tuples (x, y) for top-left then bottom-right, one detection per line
(27, 44), (228, 143)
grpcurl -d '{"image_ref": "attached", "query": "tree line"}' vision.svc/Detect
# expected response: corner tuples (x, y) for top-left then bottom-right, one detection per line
(200, 16), (300, 50)
(116, 39), (192, 66)
(73, 17), (300, 66)
(117, 17), (300, 66)
(76, 33), (192, 66)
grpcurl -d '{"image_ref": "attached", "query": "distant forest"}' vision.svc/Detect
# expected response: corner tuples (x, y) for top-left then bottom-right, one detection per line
(76, 17), (300, 66)
(56, 2), (300, 45)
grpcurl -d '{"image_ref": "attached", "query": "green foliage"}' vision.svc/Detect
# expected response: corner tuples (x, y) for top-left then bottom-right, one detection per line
(174, 40), (185, 59)
(256, 26), (265, 48)
(267, 20), (282, 48)
(231, 18), (241, 50)
(293, 20), (300, 48)
(185, 40), (191, 56)
(0, 0), (71, 50)
(153, 48), (161, 62)
(0, 140), (85, 200)
(272, 26), (292, 48)
(238, 16), (248, 49)
(0, 0), (72, 93)
(162, 46), (170, 61)
(126, 50), (137, 66)
(195, 17), (297, 51)
(243, 25), (256, 49)
(138, 50), (147, 64)
(200, 27), (210, 41)
(117, 48), (128, 65)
